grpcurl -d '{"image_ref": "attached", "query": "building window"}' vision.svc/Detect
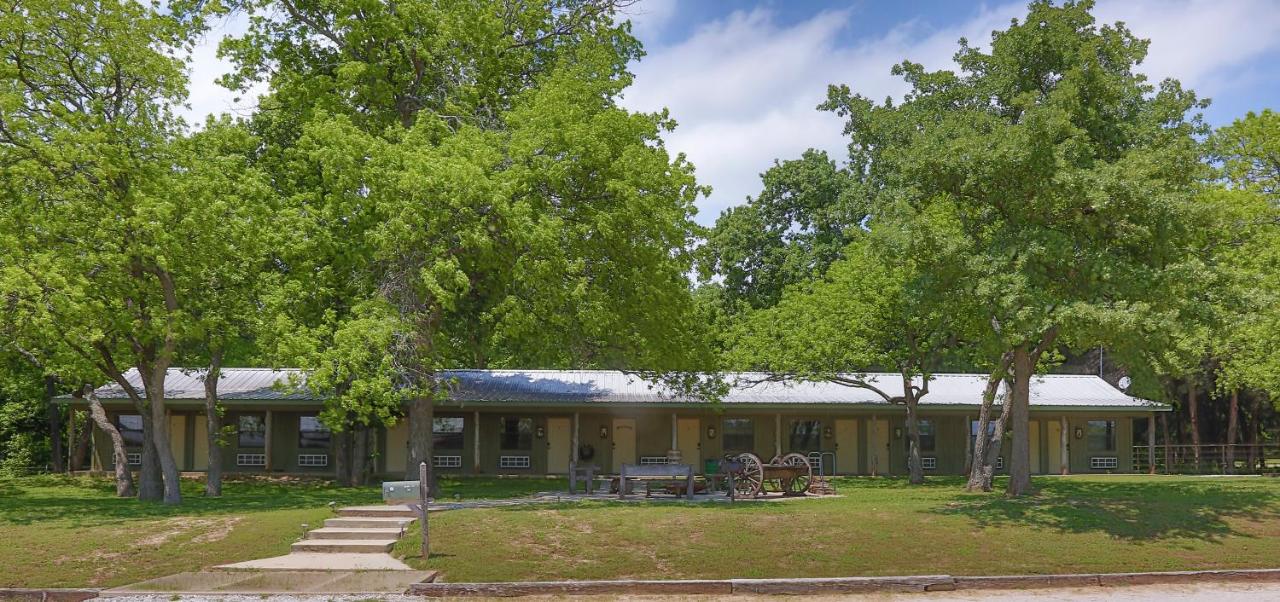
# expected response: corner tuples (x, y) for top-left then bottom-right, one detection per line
(499, 417), (533, 451)
(433, 417), (465, 450)
(298, 416), (330, 449)
(238, 414), (266, 448)
(722, 418), (754, 453)
(117, 415), (144, 447)
(917, 419), (936, 452)
(1087, 420), (1116, 452)
(789, 420), (822, 453)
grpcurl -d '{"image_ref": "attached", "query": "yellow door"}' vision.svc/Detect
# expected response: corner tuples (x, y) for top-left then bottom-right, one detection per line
(1030, 421), (1042, 474)
(612, 418), (636, 472)
(193, 415), (209, 470)
(867, 418), (891, 475)
(1047, 419), (1063, 474)
(835, 419), (859, 474)
(546, 417), (571, 473)
(385, 421), (408, 474)
(169, 414), (186, 471)
(677, 418), (700, 470)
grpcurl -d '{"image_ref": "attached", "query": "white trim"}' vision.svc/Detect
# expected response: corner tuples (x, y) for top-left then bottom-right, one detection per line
(1090, 456), (1119, 470)
(499, 455), (530, 469)
(237, 453), (266, 467)
(639, 456), (670, 465)
(920, 456), (937, 470)
(125, 452), (142, 466)
(995, 456), (1004, 470)
(433, 455), (462, 469)
(297, 454), (328, 467)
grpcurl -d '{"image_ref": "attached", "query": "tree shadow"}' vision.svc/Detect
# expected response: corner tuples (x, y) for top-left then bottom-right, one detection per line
(932, 478), (1280, 542)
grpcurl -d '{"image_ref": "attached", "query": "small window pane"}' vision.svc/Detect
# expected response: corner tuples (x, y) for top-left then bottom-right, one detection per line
(722, 418), (754, 454)
(239, 414), (266, 448)
(789, 420), (822, 453)
(118, 415), (144, 447)
(298, 416), (330, 449)
(499, 417), (532, 450)
(433, 417), (465, 450)
(908, 419), (936, 452)
(1087, 420), (1116, 452)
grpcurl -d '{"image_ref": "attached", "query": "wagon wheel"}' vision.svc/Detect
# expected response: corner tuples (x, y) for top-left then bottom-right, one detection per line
(780, 453), (813, 495)
(734, 453), (764, 497)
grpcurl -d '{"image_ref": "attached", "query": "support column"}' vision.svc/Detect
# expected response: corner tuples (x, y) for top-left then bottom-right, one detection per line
(1059, 415), (1069, 475)
(775, 414), (782, 458)
(264, 410), (273, 472)
(67, 409), (76, 471)
(964, 414), (972, 474)
(670, 412), (678, 451)
(473, 411), (481, 474)
(870, 414), (878, 477)
(572, 412), (580, 464)
(1148, 412), (1156, 475)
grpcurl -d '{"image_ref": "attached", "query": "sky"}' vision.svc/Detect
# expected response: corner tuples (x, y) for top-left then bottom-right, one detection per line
(183, 0), (1280, 226)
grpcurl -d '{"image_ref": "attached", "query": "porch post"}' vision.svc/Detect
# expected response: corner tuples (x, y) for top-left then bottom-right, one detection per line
(67, 408), (76, 471)
(1059, 415), (1069, 475)
(964, 414), (972, 474)
(473, 411), (481, 474)
(572, 411), (580, 464)
(774, 414), (782, 458)
(670, 412), (678, 451)
(264, 410), (273, 472)
(870, 414), (878, 477)
(1148, 412), (1156, 475)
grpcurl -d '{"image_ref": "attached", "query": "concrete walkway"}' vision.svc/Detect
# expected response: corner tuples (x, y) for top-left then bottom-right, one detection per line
(216, 505), (418, 571)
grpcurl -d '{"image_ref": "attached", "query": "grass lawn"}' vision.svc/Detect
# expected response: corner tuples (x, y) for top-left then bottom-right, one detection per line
(395, 475), (1280, 582)
(0, 474), (561, 588)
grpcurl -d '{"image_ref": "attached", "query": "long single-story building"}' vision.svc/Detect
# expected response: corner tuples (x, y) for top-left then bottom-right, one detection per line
(66, 368), (1168, 478)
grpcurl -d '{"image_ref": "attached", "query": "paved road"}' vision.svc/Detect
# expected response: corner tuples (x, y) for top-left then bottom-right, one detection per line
(106, 581), (1280, 600)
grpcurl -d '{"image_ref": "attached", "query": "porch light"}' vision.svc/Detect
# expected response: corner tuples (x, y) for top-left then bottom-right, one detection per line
(707, 425), (717, 439)
(535, 425), (545, 439)
(599, 425), (609, 439)
(823, 426), (833, 439)
(894, 427), (903, 439)
(1074, 427), (1084, 440)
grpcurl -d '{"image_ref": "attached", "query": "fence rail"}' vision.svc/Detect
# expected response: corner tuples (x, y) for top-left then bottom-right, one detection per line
(1133, 444), (1280, 474)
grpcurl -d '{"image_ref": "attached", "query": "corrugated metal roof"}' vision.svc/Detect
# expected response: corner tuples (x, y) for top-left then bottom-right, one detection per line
(91, 368), (1165, 410)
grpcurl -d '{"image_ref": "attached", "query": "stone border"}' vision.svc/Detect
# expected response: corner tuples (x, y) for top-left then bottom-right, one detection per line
(407, 568), (1280, 597)
(0, 589), (100, 602)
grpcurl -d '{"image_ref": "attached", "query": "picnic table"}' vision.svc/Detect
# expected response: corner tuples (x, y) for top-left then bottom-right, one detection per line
(617, 463), (695, 500)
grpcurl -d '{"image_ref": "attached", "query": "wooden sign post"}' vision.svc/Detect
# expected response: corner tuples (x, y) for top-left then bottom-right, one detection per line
(418, 461), (430, 560)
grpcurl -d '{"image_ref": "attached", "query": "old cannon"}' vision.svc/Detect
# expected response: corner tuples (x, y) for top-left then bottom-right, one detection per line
(722, 452), (813, 497)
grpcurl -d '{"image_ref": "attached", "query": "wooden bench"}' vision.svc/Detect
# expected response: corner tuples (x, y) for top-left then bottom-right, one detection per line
(618, 463), (695, 500)
(568, 461), (602, 494)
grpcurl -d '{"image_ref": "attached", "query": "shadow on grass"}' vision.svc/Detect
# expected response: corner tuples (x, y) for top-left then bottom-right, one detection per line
(933, 478), (1280, 541)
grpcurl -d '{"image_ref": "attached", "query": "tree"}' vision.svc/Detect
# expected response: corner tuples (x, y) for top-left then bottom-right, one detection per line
(820, 0), (1208, 495)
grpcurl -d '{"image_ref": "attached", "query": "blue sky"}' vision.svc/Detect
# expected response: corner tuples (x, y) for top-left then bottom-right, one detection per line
(185, 1), (1280, 225)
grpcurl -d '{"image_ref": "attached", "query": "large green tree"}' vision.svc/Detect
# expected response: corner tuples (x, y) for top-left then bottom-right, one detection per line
(821, 0), (1208, 495)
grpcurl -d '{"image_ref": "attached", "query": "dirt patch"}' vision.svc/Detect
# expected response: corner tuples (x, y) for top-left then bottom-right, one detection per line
(191, 517), (243, 543)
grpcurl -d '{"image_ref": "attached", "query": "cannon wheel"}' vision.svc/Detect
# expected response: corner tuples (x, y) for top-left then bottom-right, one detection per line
(780, 453), (813, 495)
(734, 453), (764, 497)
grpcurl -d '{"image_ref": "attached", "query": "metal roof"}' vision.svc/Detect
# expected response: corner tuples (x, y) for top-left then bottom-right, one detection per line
(89, 368), (1165, 410)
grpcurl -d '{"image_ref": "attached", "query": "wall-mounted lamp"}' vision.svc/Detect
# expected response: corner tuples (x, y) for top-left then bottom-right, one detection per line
(707, 425), (717, 439)
(894, 427), (903, 439)
(1074, 427), (1084, 440)
(599, 425), (609, 439)
(823, 426), (833, 439)
(535, 425), (545, 439)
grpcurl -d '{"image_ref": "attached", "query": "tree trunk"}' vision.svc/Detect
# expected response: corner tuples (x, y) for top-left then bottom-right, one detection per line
(141, 368), (182, 504)
(1250, 395), (1262, 471)
(81, 386), (135, 497)
(203, 350), (224, 497)
(1187, 383), (1201, 471)
(70, 411), (92, 471)
(407, 395), (434, 480)
(46, 376), (65, 473)
(1005, 346), (1034, 497)
(334, 429), (353, 487)
(137, 411), (164, 501)
(352, 426), (370, 486)
(1161, 411), (1171, 473)
(966, 353), (1012, 492)
(904, 392), (923, 485)
(1226, 389), (1240, 474)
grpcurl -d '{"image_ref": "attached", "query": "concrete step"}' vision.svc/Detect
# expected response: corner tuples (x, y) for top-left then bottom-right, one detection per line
(337, 505), (417, 518)
(308, 527), (404, 540)
(324, 517), (414, 529)
(290, 539), (396, 553)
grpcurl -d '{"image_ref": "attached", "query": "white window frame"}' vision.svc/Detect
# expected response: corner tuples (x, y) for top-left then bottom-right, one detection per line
(125, 452), (142, 466)
(639, 456), (671, 465)
(297, 454), (328, 468)
(995, 456), (1004, 470)
(920, 456), (937, 470)
(1090, 456), (1119, 470)
(499, 455), (530, 469)
(433, 455), (462, 469)
(237, 453), (267, 467)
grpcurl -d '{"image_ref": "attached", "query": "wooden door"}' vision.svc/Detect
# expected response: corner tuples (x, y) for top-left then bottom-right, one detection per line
(385, 420), (408, 474)
(867, 418), (891, 475)
(835, 419), (859, 474)
(169, 414), (186, 471)
(1030, 421), (1042, 474)
(1047, 419), (1063, 474)
(546, 417), (571, 474)
(193, 416), (209, 470)
(612, 418), (636, 472)
(677, 418), (700, 470)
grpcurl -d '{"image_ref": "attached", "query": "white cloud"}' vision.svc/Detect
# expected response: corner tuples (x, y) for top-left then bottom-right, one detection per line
(181, 13), (263, 128)
(619, 0), (678, 44)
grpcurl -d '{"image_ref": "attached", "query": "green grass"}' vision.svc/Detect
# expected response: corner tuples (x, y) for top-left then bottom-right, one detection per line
(394, 475), (1280, 582)
(0, 474), (552, 588)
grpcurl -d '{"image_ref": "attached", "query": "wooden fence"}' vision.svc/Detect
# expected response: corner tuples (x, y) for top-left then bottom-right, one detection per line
(1132, 444), (1280, 474)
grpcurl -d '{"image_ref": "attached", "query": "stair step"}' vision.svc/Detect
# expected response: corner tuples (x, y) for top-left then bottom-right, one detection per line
(337, 506), (418, 518)
(291, 539), (396, 553)
(324, 517), (414, 529)
(309, 527), (404, 540)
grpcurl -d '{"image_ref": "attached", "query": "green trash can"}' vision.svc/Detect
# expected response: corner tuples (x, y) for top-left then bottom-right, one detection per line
(705, 458), (720, 474)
